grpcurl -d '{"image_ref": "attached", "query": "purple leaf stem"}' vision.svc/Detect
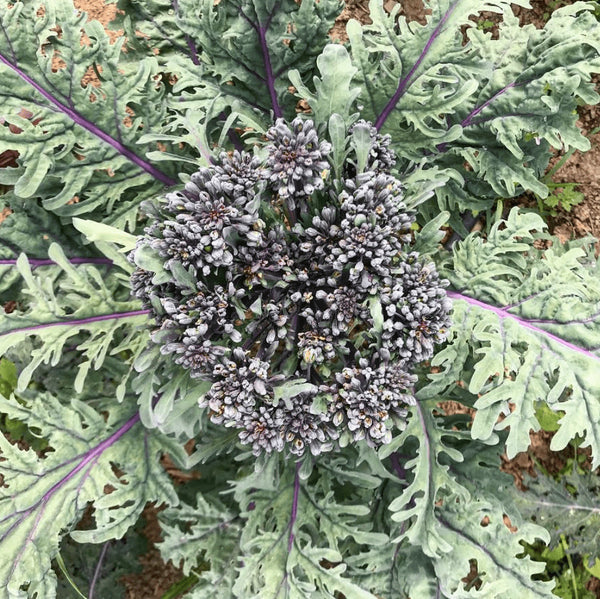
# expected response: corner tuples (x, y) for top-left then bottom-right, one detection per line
(0, 257), (113, 268)
(0, 309), (151, 338)
(185, 38), (199, 65)
(171, 0), (200, 65)
(460, 82), (520, 128)
(464, 111), (539, 129)
(88, 541), (110, 599)
(257, 27), (283, 119)
(287, 461), (301, 552)
(389, 452), (406, 480)
(374, 0), (460, 131)
(240, 5), (283, 118)
(388, 542), (401, 591)
(448, 290), (600, 363)
(0, 52), (176, 187)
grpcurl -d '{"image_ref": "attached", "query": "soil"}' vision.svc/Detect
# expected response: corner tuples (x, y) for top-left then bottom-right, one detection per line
(3, 0), (599, 597)
(120, 505), (184, 599)
(551, 119), (600, 247)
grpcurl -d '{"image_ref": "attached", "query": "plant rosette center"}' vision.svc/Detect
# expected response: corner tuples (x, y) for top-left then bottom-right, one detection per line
(131, 118), (452, 457)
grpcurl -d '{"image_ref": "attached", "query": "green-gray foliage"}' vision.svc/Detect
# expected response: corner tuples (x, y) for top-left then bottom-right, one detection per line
(508, 471), (600, 557)
(0, 395), (184, 597)
(1, 0), (600, 597)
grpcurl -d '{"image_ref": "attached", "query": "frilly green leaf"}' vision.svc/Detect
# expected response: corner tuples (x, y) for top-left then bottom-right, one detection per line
(433, 208), (600, 466)
(0, 395), (182, 597)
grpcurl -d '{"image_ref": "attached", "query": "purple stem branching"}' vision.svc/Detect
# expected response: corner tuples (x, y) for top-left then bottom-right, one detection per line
(374, 0), (460, 131)
(227, 128), (245, 152)
(0, 309), (151, 339)
(0, 52), (176, 187)
(448, 290), (600, 362)
(287, 461), (301, 552)
(242, 318), (272, 351)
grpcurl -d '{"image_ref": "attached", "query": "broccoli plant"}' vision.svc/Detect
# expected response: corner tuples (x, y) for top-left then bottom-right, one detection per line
(1, 0), (600, 597)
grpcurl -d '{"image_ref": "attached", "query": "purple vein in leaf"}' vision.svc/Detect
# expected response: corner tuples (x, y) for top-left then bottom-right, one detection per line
(2, 411), (140, 579)
(526, 498), (600, 513)
(448, 290), (600, 362)
(287, 461), (301, 552)
(461, 82), (522, 128)
(0, 257), (113, 267)
(172, 0), (200, 65)
(258, 24), (283, 118)
(0, 309), (150, 338)
(526, 307), (600, 326)
(464, 111), (540, 129)
(436, 514), (542, 591)
(0, 52), (176, 187)
(502, 291), (546, 311)
(240, 5), (283, 118)
(389, 451), (406, 480)
(44, 413), (139, 504)
(374, 0), (460, 131)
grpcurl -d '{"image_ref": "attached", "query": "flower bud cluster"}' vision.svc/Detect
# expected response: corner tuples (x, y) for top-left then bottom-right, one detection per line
(131, 118), (451, 457)
(263, 117), (332, 211)
(330, 362), (416, 446)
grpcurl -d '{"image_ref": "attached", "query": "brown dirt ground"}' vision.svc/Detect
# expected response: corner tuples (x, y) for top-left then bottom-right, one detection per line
(2, 0), (598, 596)
(551, 117), (600, 247)
(120, 505), (184, 599)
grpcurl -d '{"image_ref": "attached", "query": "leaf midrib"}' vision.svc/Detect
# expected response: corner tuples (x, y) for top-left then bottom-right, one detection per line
(0, 51), (176, 187)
